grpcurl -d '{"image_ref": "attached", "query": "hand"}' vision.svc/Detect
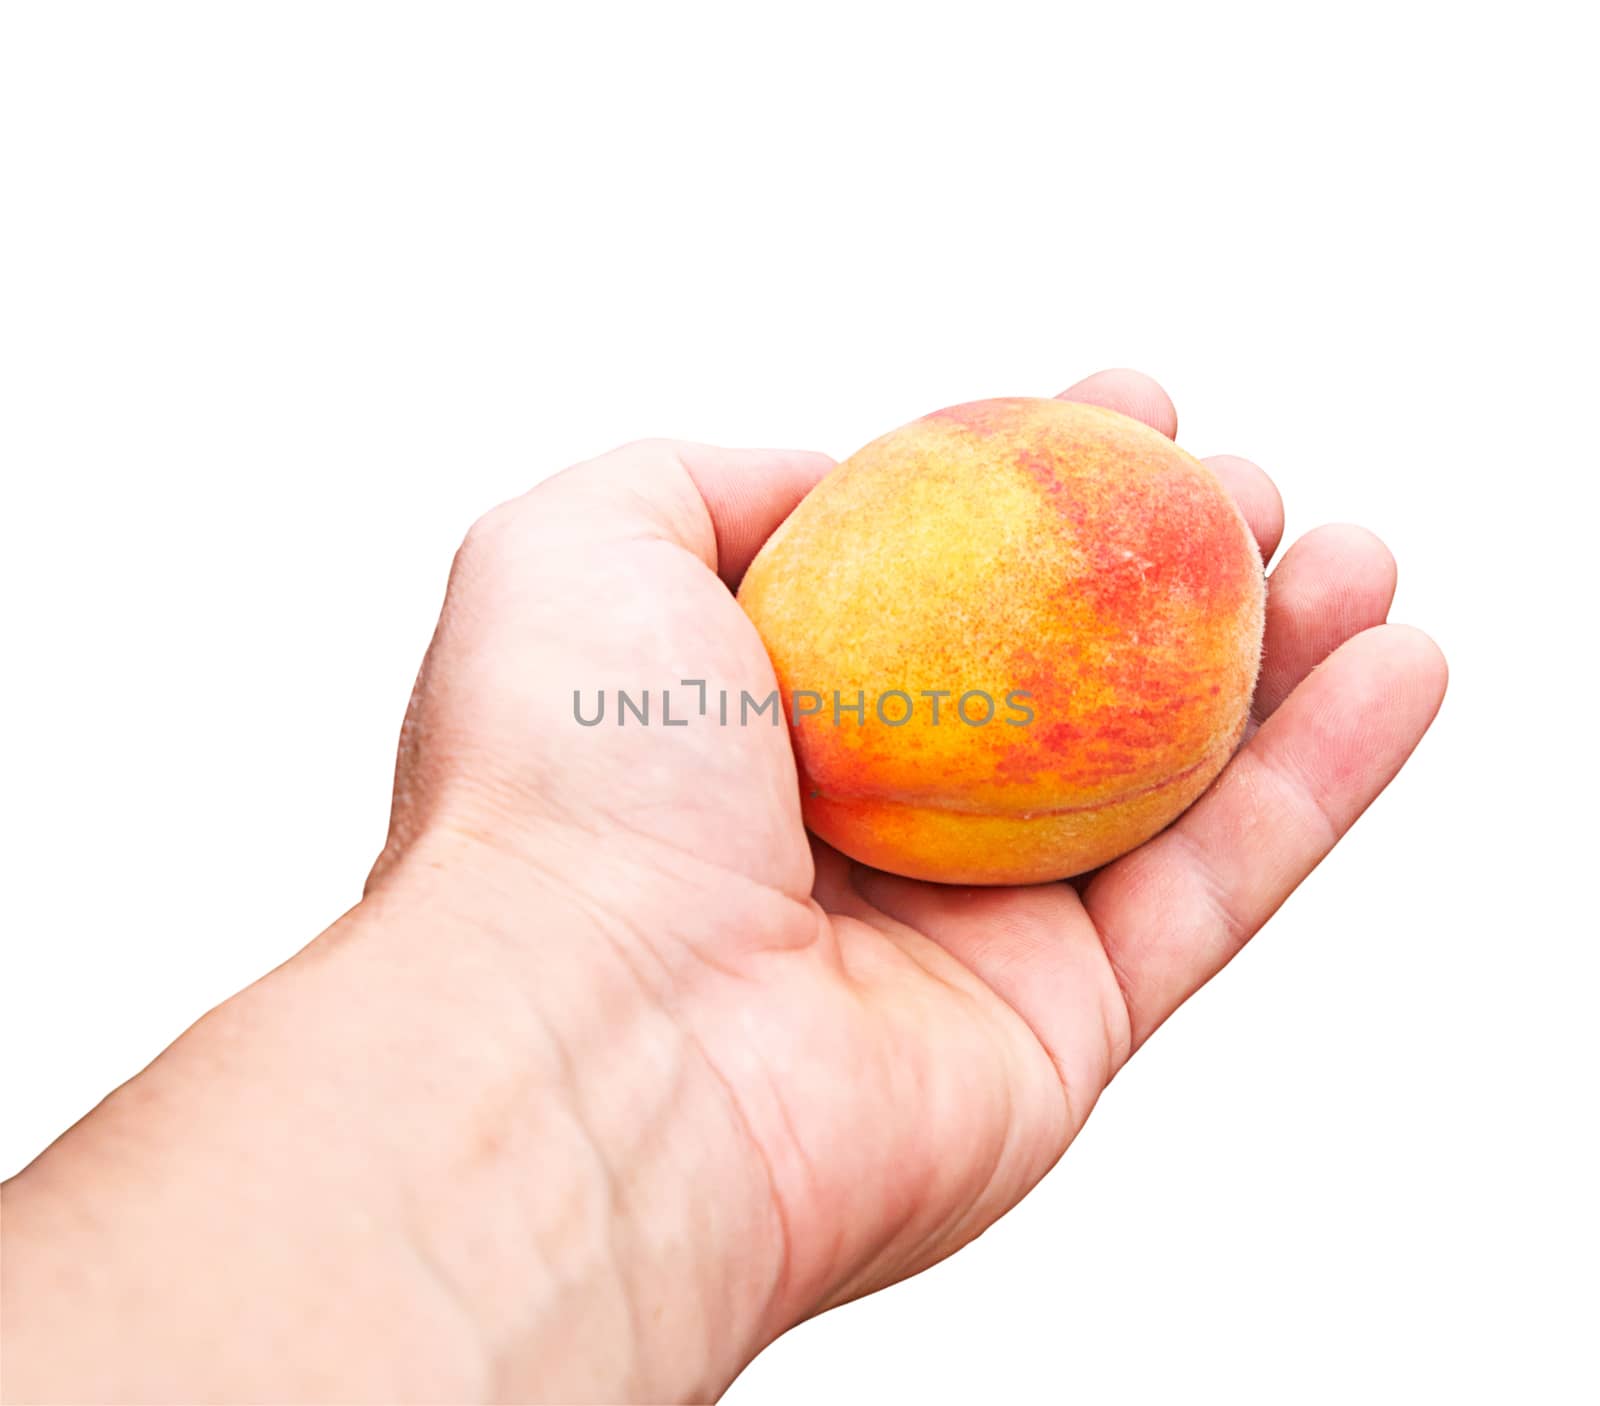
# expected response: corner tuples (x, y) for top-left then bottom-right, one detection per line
(1, 370), (1446, 1404)
(367, 369), (1447, 1390)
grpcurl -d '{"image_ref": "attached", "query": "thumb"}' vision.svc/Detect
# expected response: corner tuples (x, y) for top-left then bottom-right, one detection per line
(498, 438), (835, 589)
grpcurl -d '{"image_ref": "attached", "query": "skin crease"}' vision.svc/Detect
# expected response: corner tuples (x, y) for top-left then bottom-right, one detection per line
(0, 371), (1447, 1404)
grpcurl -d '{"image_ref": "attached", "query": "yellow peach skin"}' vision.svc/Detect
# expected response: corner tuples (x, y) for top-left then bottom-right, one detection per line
(737, 397), (1266, 885)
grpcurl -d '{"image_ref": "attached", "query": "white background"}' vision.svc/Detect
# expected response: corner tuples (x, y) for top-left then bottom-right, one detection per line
(3, 3), (1596, 1402)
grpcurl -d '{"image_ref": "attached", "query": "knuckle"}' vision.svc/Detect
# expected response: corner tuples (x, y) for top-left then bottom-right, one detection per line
(455, 500), (524, 575)
(618, 435), (683, 460)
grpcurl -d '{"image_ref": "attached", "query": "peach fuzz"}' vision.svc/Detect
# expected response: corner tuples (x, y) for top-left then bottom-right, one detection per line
(737, 397), (1266, 885)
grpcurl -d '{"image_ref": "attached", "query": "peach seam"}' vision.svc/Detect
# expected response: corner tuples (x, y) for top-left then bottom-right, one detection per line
(801, 737), (1235, 821)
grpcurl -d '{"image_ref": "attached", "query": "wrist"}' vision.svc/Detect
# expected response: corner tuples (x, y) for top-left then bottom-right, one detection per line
(346, 830), (791, 1401)
(4, 827), (790, 1404)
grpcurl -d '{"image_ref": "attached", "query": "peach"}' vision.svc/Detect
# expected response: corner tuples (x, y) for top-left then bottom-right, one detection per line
(736, 397), (1265, 886)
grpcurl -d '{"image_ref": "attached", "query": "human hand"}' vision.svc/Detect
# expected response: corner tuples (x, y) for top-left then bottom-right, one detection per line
(1, 370), (1446, 1405)
(364, 368), (1446, 1395)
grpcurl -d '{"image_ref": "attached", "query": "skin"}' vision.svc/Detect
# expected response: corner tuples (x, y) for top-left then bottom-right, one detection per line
(0, 371), (1447, 1403)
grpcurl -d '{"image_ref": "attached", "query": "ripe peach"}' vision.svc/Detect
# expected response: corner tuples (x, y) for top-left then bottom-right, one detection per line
(737, 397), (1265, 886)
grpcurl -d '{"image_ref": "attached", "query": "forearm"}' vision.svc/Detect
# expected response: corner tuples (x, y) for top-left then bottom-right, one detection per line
(2, 844), (785, 1403)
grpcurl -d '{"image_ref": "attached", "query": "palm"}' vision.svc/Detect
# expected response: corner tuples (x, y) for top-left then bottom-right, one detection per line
(388, 372), (1444, 1328)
